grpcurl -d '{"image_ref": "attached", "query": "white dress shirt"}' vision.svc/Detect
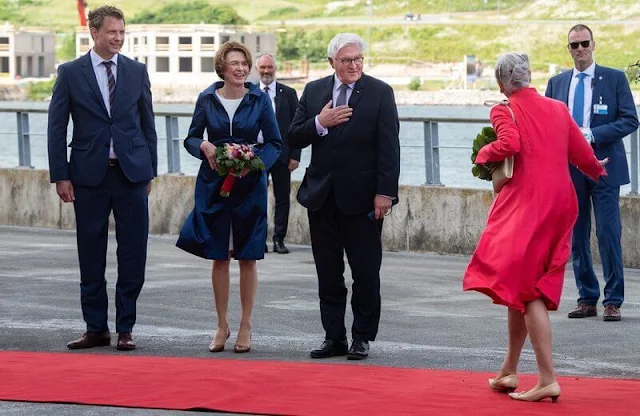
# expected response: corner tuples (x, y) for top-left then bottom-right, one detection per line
(315, 74), (356, 136)
(90, 49), (118, 159)
(256, 80), (276, 144)
(568, 62), (596, 129)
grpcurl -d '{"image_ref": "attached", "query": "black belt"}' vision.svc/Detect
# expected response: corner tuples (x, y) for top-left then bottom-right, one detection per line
(108, 159), (119, 167)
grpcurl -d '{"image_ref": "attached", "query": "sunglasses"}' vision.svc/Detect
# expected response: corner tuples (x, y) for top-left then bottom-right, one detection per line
(569, 40), (591, 49)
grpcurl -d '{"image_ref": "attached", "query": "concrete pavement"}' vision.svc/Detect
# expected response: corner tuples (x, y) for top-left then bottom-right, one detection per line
(1, 225), (639, 414)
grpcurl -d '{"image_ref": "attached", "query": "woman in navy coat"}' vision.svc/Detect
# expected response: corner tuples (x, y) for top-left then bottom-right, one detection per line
(177, 41), (282, 353)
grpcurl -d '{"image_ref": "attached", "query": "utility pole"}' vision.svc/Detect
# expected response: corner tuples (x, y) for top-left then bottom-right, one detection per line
(366, 0), (373, 68)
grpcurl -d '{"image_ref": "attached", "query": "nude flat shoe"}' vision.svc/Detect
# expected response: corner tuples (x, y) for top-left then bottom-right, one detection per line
(509, 382), (561, 403)
(208, 329), (230, 353)
(488, 374), (519, 393)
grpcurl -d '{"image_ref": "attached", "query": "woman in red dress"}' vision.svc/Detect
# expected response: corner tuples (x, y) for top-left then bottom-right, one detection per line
(463, 53), (607, 402)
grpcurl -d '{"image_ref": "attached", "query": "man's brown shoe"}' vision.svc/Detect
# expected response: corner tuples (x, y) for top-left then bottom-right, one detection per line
(603, 305), (621, 322)
(567, 303), (597, 318)
(67, 332), (111, 349)
(116, 332), (136, 351)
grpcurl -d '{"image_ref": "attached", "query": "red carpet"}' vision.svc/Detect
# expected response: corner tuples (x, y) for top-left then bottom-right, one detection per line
(1, 352), (638, 415)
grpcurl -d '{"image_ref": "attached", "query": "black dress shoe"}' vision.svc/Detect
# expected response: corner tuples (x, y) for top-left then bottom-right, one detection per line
(310, 339), (348, 359)
(273, 238), (290, 254)
(116, 332), (136, 351)
(67, 332), (111, 349)
(347, 339), (369, 360)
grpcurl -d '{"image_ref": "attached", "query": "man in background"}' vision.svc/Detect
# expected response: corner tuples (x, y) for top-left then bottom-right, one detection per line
(545, 24), (638, 321)
(256, 53), (300, 254)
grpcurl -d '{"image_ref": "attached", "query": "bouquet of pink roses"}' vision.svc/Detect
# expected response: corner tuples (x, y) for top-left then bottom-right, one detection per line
(215, 143), (265, 197)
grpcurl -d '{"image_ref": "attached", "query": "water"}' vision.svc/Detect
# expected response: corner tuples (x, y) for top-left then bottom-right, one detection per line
(0, 102), (635, 194)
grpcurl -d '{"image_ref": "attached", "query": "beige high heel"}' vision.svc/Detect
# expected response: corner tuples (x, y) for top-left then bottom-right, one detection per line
(488, 374), (519, 393)
(208, 328), (230, 353)
(233, 329), (252, 353)
(509, 382), (561, 403)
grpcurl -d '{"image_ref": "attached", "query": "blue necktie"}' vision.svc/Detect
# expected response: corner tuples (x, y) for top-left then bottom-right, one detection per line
(572, 73), (588, 127)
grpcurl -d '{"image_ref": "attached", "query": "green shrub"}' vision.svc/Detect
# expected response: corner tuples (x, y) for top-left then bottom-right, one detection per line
(259, 7), (300, 20)
(408, 77), (422, 91)
(27, 78), (56, 101)
(58, 31), (76, 62)
(626, 61), (640, 84)
(130, 2), (247, 25)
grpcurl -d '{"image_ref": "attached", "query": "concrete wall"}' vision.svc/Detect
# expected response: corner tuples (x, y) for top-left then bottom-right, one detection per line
(2, 168), (639, 268)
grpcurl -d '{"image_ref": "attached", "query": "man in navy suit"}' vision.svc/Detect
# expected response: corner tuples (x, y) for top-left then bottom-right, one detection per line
(545, 24), (638, 321)
(47, 5), (157, 349)
(289, 33), (400, 360)
(255, 53), (300, 254)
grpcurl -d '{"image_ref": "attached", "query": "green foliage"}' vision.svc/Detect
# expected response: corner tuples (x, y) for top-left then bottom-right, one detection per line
(408, 77), (422, 91)
(259, 7), (300, 20)
(0, 0), (22, 21)
(58, 31), (76, 62)
(277, 29), (336, 62)
(130, 1), (248, 25)
(626, 61), (640, 84)
(471, 126), (498, 181)
(27, 78), (56, 101)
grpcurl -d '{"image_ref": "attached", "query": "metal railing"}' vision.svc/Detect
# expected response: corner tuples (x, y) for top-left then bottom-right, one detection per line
(0, 106), (638, 195)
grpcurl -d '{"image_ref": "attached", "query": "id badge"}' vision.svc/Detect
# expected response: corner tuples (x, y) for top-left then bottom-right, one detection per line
(593, 104), (608, 115)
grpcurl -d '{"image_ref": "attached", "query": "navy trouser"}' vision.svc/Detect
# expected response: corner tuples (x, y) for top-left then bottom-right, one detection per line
(73, 164), (149, 333)
(571, 172), (624, 307)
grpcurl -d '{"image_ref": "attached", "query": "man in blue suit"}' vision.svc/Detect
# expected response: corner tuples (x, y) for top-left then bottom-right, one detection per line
(47, 5), (157, 349)
(545, 24), (638, 321)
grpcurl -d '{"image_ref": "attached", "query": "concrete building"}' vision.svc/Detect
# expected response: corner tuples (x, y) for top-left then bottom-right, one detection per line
(0, 24), (56, 80)
(76, 24), (276, 86)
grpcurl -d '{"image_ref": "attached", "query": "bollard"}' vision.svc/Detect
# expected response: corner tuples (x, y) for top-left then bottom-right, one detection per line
(423, 121), (441, 185)
(16, 112), (33, 168)
(165, 115), (181, 174)
(630, 129), (639, 195)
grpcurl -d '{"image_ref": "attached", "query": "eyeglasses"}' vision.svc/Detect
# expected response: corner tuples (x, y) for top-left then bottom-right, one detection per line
(569, 40), (591, 49)
(227, 60), (249, 68)
(336, 56), (364, 66)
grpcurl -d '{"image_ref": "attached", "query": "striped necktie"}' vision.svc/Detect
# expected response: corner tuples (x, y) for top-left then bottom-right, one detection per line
(102, 61), (115, 113)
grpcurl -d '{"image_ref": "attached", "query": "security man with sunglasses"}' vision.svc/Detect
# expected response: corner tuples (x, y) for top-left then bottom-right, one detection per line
(546, 24), (639, 322)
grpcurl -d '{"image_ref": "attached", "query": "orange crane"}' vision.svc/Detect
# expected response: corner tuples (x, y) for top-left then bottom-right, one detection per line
(76, 0), (88, 26)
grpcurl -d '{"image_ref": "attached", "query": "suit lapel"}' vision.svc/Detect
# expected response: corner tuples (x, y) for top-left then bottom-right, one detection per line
(319, 75), (332, 108)
(112, 55), (127, 117)
(274, 82), (282, 116)
(559, 70), (572, 105)
(80, 52), (109, 116)
(590, 65), (605, 126)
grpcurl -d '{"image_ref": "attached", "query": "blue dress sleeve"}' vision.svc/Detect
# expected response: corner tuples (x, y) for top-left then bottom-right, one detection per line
(184, 93), (207, 160)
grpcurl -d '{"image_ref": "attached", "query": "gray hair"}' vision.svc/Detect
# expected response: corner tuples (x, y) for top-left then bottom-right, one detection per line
(495, 52), (531, 90)
(255, 53), (276, 68)
(327, 33), (365, 59)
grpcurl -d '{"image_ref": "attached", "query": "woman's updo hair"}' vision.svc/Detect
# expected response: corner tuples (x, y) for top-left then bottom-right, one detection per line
(495, 52), (531, 91)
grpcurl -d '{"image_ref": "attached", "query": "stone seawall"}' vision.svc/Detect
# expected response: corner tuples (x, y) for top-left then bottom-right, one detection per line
(1, 168), (639, 268)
